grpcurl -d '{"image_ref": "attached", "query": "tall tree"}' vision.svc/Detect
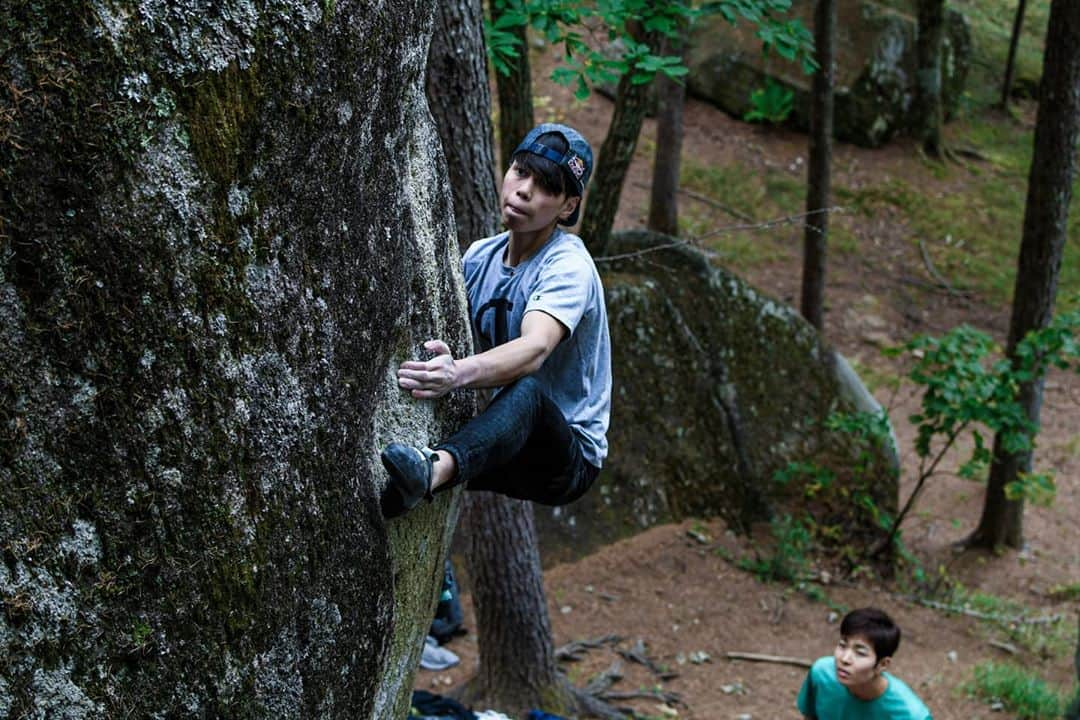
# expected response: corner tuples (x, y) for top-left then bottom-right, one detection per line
(491, 0), (535, 171)
(426, 0), (501, 247)
(647, 24), (689, 237)
(800, 0), (836, 330)
(969, 0), (1080, 549)
(580, 21), (664, 256)
(457, 496), (576, 714)
(1000, 0), (1029, 110)
(913, 0), (947, 157)
(1067, 614), (1080, 720)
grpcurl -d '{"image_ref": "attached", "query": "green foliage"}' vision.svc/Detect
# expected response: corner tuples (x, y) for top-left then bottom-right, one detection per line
(1048, 582), (1080, 602)
(744, 79), (795, 124)
(893, 310), (1080, 505)
(485, 7), (527, 77)
(968, 662), (1067, 720)
(777, 410), (895, 538)
(766, 311), (1079, 560)
(485, 0), (813, 101)
(899, 326), (1028, 480)
(946, 584), (1078, 659)
(775, 460), (834, 498)
(703, 0), (817, 73)
(739, 514), (812, 582)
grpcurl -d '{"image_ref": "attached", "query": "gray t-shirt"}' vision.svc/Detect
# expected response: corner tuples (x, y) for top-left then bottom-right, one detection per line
(462, 228), (611, 467)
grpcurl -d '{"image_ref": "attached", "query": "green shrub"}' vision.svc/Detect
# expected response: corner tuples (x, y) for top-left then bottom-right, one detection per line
(745, 80), (794, 124)
(739, 514), (811, 582)
(969, 661), (1066, 719)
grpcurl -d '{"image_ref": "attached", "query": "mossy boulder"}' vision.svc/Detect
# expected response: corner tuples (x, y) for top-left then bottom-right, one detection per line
(686, 0), (971, 147)
(534, 231), (897, 565)
(1, 2), (469, 717)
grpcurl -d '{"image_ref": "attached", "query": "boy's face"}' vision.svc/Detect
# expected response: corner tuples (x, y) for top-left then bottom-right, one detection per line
(500, 162), (580, 234)
(833, 633), (889, 689)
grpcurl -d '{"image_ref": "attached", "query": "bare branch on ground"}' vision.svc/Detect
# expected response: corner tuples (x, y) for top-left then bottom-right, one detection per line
(725, 651), (813, 668)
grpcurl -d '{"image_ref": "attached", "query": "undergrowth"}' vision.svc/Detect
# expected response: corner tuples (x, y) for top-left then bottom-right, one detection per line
(967, 661), (1070, 720)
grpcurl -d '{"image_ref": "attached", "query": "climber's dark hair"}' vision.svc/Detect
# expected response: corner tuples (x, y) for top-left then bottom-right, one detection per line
(840, 607), (901, 660)
(509, 132), (578, 198)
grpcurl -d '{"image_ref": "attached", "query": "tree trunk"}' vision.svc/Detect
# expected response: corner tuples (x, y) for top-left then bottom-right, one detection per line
(427, 2), (573, 716)
(1066, 613), (1080, 720)
(491, 0), (535, 172)
(427, 0), (502, 246)
(1000, 0), (1029, 109)
(457, 494), (574, 716)
(1, 2), (471, 718)
(969, 0), (1080, 550)
(647, 29), (688, 237)
(581, 32), (661, 256)
(914, 0), (946, 157)
(800, 0), (836, 331)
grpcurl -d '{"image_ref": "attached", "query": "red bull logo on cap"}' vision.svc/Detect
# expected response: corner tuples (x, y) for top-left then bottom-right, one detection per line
(567, 154), (586, 180)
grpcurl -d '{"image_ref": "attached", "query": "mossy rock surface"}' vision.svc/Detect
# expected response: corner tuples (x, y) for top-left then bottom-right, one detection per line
(1, 2), (470, 717)
(535, 231), (896, 565)
(686, 0), (971, 147)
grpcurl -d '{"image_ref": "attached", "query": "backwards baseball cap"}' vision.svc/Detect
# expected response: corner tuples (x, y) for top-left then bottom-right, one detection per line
(513, 123), (593, 226)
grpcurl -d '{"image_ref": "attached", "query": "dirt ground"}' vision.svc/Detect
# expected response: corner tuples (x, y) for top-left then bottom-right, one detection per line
(416, 45), (1079, 719)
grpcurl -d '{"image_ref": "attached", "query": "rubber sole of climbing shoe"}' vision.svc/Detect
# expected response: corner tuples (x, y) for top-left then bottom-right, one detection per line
(379, 443), (435, 519)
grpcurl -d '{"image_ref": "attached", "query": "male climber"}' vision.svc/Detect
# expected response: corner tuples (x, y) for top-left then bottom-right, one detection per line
(379, 123), (610, 517)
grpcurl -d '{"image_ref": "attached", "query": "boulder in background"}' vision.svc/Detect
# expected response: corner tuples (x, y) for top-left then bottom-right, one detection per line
(686, 0), (971, 147)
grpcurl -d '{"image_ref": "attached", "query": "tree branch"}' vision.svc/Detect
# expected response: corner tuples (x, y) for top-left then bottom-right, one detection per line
(725, 651), (813, 668)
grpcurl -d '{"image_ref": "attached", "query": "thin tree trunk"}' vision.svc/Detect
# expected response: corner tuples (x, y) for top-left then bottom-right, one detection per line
(491, 0), (534, 172)
(800, 0), (836, 331)
(581, 31), (661, 256)
(647, 28), (688, 237)
(969, 0), (1080, 550)
(457, 494), (574, 716)
(1000, 0), (1028, 109)
(914, 0), (946, 157)
(1066, 613), (1080, 720)
(426, 0), (501, 247)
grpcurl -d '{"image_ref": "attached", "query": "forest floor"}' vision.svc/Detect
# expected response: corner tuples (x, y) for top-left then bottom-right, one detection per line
(417, 32), (1079, 720)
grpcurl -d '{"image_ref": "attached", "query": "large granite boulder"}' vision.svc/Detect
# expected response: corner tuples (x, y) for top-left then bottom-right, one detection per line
(0, 2), (470, 717)
(535, 231), (897, 564)
(686, 0), (972, 147)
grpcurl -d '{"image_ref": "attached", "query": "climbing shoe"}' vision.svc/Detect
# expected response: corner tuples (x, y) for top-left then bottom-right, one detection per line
(379, 443), (438, 519)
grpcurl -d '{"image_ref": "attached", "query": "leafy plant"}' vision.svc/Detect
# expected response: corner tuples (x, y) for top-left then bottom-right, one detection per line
(775, 410), (896, 556)
(769, 309), (1079, 560)
(485, 0), (815, 102)
(968, 661), (1066, 720)
(870, 311), (1080, 554)
(739, 513), (812, 582)
(744, 79), (795, 124)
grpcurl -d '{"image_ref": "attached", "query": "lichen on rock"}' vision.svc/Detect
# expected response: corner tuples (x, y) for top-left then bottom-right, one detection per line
(2, 0), (469, 716)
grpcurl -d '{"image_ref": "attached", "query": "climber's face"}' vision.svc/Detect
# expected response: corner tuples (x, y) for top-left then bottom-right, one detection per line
(834, 634), (889, 691)
(500, 161), (580, 235)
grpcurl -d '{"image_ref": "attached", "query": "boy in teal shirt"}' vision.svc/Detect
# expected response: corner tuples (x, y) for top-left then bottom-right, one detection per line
(798, 607), (931, 720)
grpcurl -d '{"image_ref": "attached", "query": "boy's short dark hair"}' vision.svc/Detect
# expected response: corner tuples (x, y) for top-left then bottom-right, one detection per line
(840, 607), (901, 660)
(510, 132), (578, 199)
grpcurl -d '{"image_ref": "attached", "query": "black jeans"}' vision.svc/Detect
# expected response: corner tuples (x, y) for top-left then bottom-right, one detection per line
(435, 376), (599, 506)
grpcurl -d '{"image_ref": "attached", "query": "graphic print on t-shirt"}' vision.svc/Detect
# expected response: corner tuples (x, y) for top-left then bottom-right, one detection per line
(473, 296), (513, 349)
